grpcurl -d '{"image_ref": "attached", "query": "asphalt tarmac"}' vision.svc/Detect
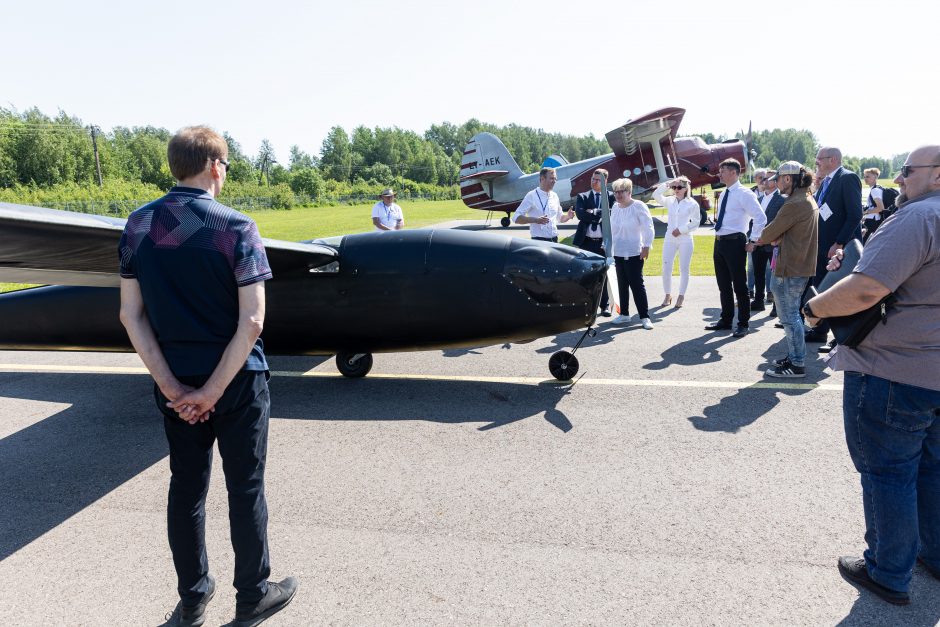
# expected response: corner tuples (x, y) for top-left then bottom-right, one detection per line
(2, 229), (939, 625)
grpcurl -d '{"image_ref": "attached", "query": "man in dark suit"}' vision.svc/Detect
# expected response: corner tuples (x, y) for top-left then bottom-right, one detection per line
(574, 168), (616, 316)
(806, 147), (863, 347)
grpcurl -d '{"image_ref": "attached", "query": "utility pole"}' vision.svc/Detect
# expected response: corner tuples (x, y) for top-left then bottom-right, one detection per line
(90, 125), (103, 187)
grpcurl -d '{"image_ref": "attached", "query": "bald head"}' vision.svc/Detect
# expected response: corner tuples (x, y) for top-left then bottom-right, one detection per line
(895, 145), (940, 203)
(815, 146), (842, 178)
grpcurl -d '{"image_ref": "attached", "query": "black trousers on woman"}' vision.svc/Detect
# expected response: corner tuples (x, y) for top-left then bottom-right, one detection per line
(614, 255), (649, 319)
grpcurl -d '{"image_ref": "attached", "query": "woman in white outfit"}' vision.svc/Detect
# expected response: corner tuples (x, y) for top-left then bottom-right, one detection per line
(652, 176), (698, 308)
(610, 178), (655, 330)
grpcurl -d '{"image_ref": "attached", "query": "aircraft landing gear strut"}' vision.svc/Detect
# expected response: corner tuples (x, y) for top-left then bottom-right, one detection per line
(549, 325), (596, 381)
(336, 352), (374, 378)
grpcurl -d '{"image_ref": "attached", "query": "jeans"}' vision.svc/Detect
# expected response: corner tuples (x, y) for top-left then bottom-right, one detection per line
(159, 370), (272, 605)
(770, 275), (809, 366)
(614, 255), (649, 319)
(842, 372), (940, 592)
(661, 235), (694, 296)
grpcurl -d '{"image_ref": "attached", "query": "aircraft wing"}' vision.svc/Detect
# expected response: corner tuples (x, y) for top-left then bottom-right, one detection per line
(604, 107), (686, 157)
(0, 202), (338, 288)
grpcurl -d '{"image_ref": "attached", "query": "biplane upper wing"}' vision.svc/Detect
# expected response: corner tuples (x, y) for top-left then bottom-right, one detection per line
(0, 202), (338, 288)
(604, 107), (686, 157)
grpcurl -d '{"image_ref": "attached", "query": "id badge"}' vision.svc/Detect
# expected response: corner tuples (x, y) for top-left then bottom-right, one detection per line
(819, 203), (833, 221)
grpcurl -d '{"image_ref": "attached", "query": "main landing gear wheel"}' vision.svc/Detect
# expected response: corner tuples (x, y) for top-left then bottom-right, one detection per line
(500, 216), (511, 228)
(336, 352), (373, 378)
(549, 350), (579, 381)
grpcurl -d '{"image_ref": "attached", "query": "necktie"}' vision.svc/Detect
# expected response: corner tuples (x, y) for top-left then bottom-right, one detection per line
(715, 189), (729, 231)
(817, 176), (831, 202)
(595, 192), (600, 209)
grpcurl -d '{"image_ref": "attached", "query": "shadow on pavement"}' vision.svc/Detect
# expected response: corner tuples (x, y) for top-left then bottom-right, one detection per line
(836, 569), (940, 626)
(0, 364), (574, 559)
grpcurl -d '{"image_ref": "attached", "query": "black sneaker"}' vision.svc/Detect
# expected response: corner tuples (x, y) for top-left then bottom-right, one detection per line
(772, 356), (791, 367)
(234, 577), (298, 627)
(838, 556), (910, 605)
(599, 307), (612, 317)
(768, 306), (777, 318)
(767, 361), (805, 378)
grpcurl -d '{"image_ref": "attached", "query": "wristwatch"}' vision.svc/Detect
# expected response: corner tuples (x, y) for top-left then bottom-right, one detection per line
(802, 302), (816, 318)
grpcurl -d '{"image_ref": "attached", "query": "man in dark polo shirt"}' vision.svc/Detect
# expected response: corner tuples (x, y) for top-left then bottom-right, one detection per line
(119, 126), (297, 626)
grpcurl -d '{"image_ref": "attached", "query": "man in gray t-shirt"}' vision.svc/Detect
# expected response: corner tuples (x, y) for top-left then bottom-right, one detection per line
(803, 145), (940, 605)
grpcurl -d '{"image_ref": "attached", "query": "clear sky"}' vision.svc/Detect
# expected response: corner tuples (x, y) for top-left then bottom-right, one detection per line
(3, 0), (937, 164)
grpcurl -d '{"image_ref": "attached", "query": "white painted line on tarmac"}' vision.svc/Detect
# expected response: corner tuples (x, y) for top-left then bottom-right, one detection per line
(0, 363), (843, 392)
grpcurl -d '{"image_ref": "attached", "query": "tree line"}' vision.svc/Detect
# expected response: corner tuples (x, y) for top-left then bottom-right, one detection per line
(0, 107), (907, 211)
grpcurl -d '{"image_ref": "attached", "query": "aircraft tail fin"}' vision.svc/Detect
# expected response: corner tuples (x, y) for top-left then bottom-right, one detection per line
(460, 132), (523, 183)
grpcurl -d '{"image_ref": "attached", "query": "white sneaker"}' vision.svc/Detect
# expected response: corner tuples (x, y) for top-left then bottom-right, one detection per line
(641, 318), (654, 330)
(612, 314), (631, 325)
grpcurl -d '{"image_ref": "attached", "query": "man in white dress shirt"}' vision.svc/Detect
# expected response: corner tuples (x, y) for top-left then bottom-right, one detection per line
(705, 158), (767, 337)
(513, 167), (574, 242)
(371, 188), (405, 231)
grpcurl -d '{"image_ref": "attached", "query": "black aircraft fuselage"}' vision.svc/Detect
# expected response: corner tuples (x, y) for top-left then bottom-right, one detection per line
(0, 229), (607, 356)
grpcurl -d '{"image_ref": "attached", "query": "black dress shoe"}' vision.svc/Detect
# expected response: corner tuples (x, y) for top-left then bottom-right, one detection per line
(774, 322), (784, 329)
(768, 306), (777, 318)
(804, 330), (828, 343)
(732, 325), (749, 338)
(818, 339), (836, 353)
(838, 556), (910, 605)
(750, 299), (765, 311)
(704, 322), (733, 331)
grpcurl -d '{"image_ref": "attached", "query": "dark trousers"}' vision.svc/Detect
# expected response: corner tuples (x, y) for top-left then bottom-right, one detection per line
(751, 246), (771, 301)
(614, 255), (649, 319)
(532, 236), (558, 242)
(158, 370), (272, 606)
(713, 234), (750, 327)
(579, 238), (609, 310)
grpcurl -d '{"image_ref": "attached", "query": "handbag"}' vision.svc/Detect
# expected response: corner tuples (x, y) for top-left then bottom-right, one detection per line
(828, 293), (897, 348)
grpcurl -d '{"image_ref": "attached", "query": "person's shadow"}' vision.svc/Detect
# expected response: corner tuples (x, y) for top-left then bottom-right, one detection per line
(0, 364), (575, 563)
(686, 336), (830, 433)
(835, 569), (940, 626)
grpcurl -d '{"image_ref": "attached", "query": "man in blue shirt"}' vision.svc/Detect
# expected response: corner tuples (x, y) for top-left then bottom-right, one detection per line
(119, 126), (297, 626)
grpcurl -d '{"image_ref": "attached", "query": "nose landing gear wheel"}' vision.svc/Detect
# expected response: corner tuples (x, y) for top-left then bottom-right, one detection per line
(549, 350), (579, 381)
(500, 216), (511, 228)
(336, 352), (374, 378)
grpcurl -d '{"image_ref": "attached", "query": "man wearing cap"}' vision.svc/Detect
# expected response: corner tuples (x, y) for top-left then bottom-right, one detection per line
(372, 189), (405, 231)
(705, 158), (766, 338)
(755, 162), (818, 377)
(513, 167), (575, 242)
(806, 147), (863, 348)
(803, 145), (940, 605)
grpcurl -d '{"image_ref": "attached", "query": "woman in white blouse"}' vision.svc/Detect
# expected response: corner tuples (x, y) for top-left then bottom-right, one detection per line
(610, 178), (655, 329)
(652, 176), (699, 308)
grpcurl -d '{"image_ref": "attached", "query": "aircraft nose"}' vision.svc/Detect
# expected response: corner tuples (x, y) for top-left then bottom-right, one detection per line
(504, 240), (606, 319)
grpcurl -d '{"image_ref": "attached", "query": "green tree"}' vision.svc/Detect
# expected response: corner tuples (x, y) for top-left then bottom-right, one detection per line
(319, 126), (352, 182)
(288, 145), (316, 170)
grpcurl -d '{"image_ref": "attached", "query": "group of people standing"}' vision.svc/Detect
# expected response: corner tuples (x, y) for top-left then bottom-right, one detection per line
(516, 166), (696, 331)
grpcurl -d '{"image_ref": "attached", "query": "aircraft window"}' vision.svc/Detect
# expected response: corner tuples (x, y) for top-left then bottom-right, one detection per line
(643, 165), (652, 172)
(309, 261), (339, 274)
(633, 167), (641, 176)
